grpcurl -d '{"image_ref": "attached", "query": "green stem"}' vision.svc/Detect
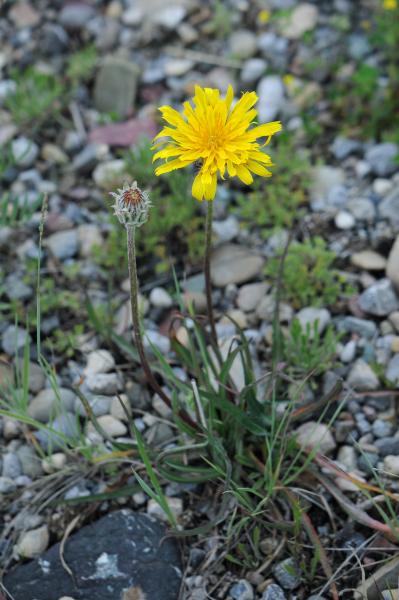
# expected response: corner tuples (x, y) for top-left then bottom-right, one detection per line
(126, 225), (199, 432)
(126, 225), (172, 408)
(204, 200), (218, 345)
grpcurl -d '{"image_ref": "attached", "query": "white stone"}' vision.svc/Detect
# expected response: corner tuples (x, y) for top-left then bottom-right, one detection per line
(347, 359), (379, 391)
(256, 75), (285, 122)
(84, 349), (115, 376)
(147, 497), (183, 522)
(236, 282), (269, 312)
(17, 525), (49, 558)
(78, 224), (103, 257)
(335, 210), (355, 230)
(144, 330), (171, 354)
(384, 455), (399, 476)
(296, 307), (331, 335)
(337, 445), (357, 471)
(340, 340), (357, 363)
(12, 137), (39, 167)
(386, 236), (399, 292)
(86, 372), (120, 395)
(42, 452), (67, 474)
(89, 415), (127, 438)
(282, 3), (318, 39)
(373, 178), (392, 197)
(122, 6), (144, 25)
(149, 287), (173, 308)
(295, 421), (336, 454)
(93, 160), (127, 190)
(351, 250), (387, 271)
(241, 58), (267, 84)
(154, 5), (186, 29)
(164, 58), (194, 77)
(110, 394), (132, 421)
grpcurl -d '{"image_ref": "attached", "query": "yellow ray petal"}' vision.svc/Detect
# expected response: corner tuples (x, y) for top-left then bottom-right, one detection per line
(155, 158), (192, 176)
(192, 171), (204, 201)
(235, 164), (253, 185)
(203, 172), (217, 200)
(246, 160), (272, 177)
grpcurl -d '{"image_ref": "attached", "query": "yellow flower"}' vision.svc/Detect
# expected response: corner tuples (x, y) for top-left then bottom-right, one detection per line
(383, 0), (397, 7)
(258, 9), (271, 24)
(283, 74), (295, 88)
(152, 85), (282, 201)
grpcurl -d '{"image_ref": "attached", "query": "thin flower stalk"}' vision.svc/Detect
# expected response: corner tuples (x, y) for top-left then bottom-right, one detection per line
(204, 199), (217, 344)
(111, 182), (198, 430)
(111, 182), (171, 407)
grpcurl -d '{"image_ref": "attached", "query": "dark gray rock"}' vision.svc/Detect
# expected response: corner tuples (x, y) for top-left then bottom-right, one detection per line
(4, 509), (182, 600)
(41, 24), (69, 55)
(375, 437), (399, 457)
(358, 452), (379, 474)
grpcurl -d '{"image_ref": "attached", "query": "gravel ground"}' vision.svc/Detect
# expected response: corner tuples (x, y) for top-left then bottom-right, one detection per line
(1, 1), (399, 599)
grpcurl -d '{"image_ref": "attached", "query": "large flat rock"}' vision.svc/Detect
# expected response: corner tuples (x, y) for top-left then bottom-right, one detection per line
(4, 509), (182, 600)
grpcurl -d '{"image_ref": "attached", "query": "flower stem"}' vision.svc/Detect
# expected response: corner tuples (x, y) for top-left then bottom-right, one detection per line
(126, 224), (172, 409)
(204, 200), (218, 345)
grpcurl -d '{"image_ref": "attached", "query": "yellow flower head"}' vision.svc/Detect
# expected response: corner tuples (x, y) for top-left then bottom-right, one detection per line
(383, 0), (397, 9)
(152, 85), (282, 201)
(258, 9), (271, 24)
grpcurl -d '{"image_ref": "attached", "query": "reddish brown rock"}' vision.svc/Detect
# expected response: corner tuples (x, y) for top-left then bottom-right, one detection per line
(89, 118), (157, 148)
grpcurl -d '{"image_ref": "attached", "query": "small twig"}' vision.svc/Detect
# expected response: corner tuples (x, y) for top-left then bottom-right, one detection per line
(165, 46), (242, 69)
(59, 515), (80, 583)
(69, 101), (86, 139)
(191, 379), (207, 429)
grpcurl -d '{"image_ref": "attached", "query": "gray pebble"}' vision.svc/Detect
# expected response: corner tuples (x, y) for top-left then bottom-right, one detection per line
(0, 476), (17, 493)
(1, 325), (31, 356)
(35, 412), (80, 451)
(359, 279), (399, 317)
(338, 317), (377, 339)
(372, 419), (393, 439)
(330, 137), (361, 160)
(229, 579), (254, 600)
(358, 452), (379, 474)
(261, 584), (287, 600)
(2, 452), (22, 479)
(365, 143), (398, 176)
(16, 445), (43, 478)
(375, 437), (399, 457)
(4, 274), (33, 301)
(85, 372), (120, 395)
(272, 558), (301, 590)
(45, 230), (79, 260)
(12, 137), (39, 168)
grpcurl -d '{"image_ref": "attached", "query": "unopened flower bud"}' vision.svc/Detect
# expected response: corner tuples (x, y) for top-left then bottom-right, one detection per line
(110, 181), (151, 227)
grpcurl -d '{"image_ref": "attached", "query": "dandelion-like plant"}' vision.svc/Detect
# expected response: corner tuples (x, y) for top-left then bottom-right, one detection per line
(110, 182), (172, 409)
(152, 85), (281, 342)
